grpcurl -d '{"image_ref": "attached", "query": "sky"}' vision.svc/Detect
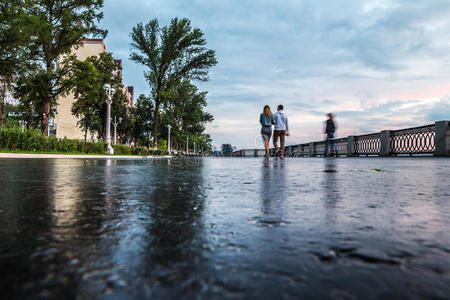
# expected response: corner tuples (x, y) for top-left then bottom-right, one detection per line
(100, 0), (450, 149)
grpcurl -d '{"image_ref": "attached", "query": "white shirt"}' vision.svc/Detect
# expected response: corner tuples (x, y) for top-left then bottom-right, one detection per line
(273, 110), (289, 131)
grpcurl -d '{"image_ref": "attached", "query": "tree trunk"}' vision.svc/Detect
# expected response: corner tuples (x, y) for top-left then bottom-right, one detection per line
(0, 81), (6, 129)
(42, 58), (53, 136)
(153, 99), (160, 148)
(84, 127), (88, 153)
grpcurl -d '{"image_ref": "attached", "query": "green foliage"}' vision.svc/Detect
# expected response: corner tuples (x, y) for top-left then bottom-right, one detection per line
(13, 0), (106, 134)
(0, 128), (148, 155)
(159, 80), (214, 151)
(1, 103), (20, 128)
(2, 13), (217, 152)
(131, 146), (150, 155)
(0, 127), (47, 151)
(0, 0), (33, 80)
(85, 141), (108, 154)
(158, 139), (167, 151)
(0, 0), (34, 129)
(221, 144), (233, 155)
(14, 71), (53, 128)
(197, 133), (213, 153)
(130, 17), (217, 146)
(110, 89), (131, 141)
(55, 137), (79, 152)
(130, 94), (154, 147)
(70, 52), (125, 141)
(111, 144), (131, 155)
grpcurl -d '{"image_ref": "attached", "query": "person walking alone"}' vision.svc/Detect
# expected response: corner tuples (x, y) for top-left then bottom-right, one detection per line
(324, 113), (337, 157)
(273, 104), (289, 158)
(259, 105), (275, 157)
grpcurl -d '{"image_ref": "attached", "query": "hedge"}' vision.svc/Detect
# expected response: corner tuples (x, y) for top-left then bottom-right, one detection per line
(0, 128), (167, 156)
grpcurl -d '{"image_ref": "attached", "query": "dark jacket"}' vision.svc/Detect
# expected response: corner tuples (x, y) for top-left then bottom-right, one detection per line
(325, 119), (336, 133)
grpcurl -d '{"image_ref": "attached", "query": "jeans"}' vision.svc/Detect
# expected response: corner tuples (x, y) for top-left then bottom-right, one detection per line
(273, 130), (286, 156)
(325, 132), (337, 156)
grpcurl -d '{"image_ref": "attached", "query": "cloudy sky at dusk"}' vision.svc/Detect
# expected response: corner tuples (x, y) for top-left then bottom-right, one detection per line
(100, 0), (450, 149)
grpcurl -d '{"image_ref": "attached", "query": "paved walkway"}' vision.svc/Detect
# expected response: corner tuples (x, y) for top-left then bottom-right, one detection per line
(0, 153), (172, 159)
(1, 157), (448, 298)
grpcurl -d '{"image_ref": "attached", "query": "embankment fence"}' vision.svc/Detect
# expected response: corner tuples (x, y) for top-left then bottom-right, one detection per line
(232, 120), (449, 157)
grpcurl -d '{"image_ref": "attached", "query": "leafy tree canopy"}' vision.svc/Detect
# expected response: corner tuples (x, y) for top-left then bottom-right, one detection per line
(70, 52), (126, 142)
(15, 0), (106, 134)
(130, 17), (217, 146)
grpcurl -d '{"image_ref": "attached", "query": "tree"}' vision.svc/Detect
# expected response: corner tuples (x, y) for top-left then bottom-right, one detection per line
(131, 94), (154, 148)
(130, 17), (217, 146)
(160, 79), (213, 150)
(110, 88), (131, 142)
(0, 0), (33, 128)
(173, 80), (213, 136)
(15, 73), (47, 129)
(16, 0), (106, 135)
(221, 144), (233, 155)
(70, 53), (127, 143)
(199, 134), (213, 153)
(70, 57), (100, 144)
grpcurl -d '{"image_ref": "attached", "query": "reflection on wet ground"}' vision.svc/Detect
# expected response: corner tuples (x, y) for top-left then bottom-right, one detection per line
(0, 157), (449, 299)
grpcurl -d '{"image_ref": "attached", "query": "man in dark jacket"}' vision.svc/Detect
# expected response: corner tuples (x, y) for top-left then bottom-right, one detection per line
(324, 113), (337, 157)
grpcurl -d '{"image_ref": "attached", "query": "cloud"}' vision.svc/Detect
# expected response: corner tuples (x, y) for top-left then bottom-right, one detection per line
(100, 0), (450, 148)
(425, 98), (450, 121)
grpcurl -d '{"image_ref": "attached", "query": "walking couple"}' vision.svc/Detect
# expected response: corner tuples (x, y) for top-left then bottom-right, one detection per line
(259, 104), (289, 158)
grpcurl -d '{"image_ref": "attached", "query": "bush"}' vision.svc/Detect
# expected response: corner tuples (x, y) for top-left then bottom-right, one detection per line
(56, 137), (79, 152)
(112, 144), (131, 155)
(0, 127), (45, 151)
(85, 141), (107, 154)
(19, 129), (39, 151)
(128, 147), (168, 156)
(0, 128), (152, 155)
(0, 127), (20, 150)
(131, 146), (149, 156)
(0, 128), (112, 154)
(48, 136), (59, 152)
(158, 139), (167, 151)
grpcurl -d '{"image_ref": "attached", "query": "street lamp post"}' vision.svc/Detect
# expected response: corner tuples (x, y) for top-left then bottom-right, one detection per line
(194, 141), (196, 156)
(186, 137), (189, 155)
(167, 125), (172, 155)
(103, 84), (115, 155)
(112, 116), (122, 144)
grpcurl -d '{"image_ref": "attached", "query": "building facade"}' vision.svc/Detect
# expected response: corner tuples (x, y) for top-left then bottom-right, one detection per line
(55, 39), (133, 139)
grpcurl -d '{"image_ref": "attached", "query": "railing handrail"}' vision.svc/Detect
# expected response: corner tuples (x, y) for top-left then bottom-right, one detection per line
(354, 132), (381, 139)
(231, 121), (449, 157)
(390, 123), (434, 133)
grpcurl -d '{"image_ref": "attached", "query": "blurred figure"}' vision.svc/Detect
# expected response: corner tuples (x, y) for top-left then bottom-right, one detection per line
(273, 105), (289, 158)
(259, 105), (275, 157)
(324, 113), (337, 157)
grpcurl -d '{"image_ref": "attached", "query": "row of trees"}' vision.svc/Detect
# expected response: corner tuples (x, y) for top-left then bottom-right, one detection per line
(0, 0), (216, 152)
(0, 0), (106, 134)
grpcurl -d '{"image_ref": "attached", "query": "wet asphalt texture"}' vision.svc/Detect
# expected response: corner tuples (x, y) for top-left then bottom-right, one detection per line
(0, 157), (449, 299)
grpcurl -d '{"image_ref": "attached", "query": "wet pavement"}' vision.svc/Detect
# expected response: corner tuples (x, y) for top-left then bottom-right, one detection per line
(0, 157), (449, 299)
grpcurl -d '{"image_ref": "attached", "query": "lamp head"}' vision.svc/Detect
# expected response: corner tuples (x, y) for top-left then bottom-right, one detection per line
(118, 117), (122, 123)
(103, 83), (110, 91)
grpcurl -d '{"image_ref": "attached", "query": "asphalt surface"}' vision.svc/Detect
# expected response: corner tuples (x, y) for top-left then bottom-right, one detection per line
(0, 157), (449, 299)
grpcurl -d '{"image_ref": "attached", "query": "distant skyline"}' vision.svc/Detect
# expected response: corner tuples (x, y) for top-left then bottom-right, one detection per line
(100, 0), (450, 149)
